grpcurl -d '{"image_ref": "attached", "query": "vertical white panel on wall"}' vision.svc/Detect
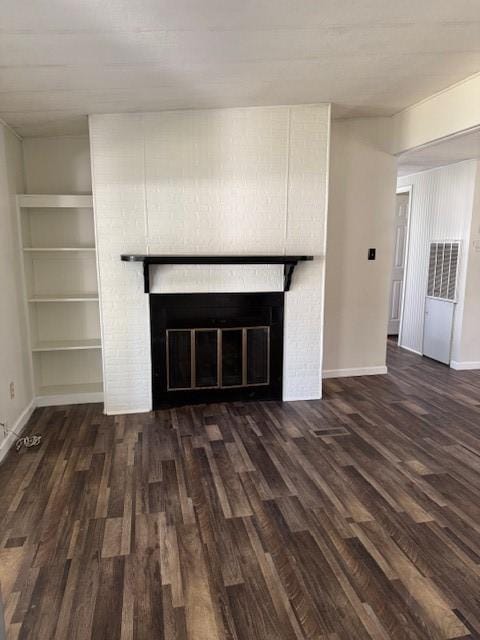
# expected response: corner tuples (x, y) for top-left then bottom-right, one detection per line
(283, 104), (330, 400)
(286, 105), (330, 255)
(90, 105), (330, 413)
(144, 108), (288, 254)
(283, 260), (324, 400)
(89, 114), (151, 413)
(398, 160), (477, 359)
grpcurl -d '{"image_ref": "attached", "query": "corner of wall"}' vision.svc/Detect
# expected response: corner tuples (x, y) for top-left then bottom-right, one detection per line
(0, 123), (35, 461)
(323, 116), (397, 374)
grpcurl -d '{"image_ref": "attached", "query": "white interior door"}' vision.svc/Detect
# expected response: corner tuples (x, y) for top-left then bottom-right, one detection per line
(388, 192), (409, 335)
(423, 298), (455, 364)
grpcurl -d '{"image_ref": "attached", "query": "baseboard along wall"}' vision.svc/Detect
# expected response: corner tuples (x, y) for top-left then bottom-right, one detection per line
(322, 365), (388, 379)
(450, 360), (480, 371)
(0, 400), (36, 464)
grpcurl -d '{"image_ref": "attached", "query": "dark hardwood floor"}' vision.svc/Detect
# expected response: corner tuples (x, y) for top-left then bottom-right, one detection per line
(2, 341), (480, 639)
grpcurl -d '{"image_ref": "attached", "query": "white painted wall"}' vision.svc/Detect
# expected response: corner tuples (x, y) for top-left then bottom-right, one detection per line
(455, 162), (480, 367)
(0, 124), (34, 461)
(323, 117), (397, 377)
(393, 72), (480, 154)
(23, 135), (92, 194)
(89, 105), (330, 413)
(398, 160), (478, 360)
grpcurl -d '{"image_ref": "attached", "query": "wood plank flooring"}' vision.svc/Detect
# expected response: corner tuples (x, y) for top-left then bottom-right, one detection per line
(2, 341), (480, 639)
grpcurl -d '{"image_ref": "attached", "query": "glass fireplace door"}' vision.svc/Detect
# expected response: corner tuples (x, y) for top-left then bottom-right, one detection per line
(167, 327), (269, 391)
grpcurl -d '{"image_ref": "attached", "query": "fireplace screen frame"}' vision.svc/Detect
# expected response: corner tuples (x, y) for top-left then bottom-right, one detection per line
(166, 326), (270, 391)
(150, 292), (283, 408)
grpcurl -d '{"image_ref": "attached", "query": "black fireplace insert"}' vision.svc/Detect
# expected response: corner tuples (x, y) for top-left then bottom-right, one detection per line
(150, 292), (284, 408)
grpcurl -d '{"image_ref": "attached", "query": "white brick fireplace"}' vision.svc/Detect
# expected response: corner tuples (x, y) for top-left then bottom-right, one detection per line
(89, 104), (330, 414)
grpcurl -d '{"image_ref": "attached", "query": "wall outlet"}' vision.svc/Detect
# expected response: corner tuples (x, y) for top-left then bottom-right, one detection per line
(9, 381), (15, 399)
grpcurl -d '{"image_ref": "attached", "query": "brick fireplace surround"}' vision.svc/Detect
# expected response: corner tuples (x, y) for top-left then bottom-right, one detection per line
(89, 104), (330, 414)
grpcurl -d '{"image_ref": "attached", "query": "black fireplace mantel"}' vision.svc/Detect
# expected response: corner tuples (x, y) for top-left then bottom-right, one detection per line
(120, 254), (314, 292)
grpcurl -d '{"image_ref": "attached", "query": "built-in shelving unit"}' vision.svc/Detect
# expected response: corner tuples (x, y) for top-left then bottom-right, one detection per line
(17, 194), (103, 406)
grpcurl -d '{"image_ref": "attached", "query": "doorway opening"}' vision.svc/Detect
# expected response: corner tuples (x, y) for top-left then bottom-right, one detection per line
(387, 187), (411, 344)
(389, 125), (480, 368)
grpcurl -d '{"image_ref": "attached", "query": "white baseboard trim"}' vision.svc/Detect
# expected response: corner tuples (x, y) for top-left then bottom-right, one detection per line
(36, 391), (104, 407)
(0, 399), (36, 464)
(323, 366), (388, 379)
(450, 360), (480, 371)
(399, 344), (423, 356)
(105, 407), (151, 416)
(283, 393), (322, 402)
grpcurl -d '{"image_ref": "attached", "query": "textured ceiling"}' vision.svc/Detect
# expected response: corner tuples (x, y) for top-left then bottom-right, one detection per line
(398, 127), (480, 176)
(1, 0), (480, 137)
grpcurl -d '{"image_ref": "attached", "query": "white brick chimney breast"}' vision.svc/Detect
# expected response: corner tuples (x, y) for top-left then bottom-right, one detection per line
(89, 104), (330, 414)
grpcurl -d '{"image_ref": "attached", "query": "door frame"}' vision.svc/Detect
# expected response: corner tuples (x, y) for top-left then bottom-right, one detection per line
(395, 185), (413, 348)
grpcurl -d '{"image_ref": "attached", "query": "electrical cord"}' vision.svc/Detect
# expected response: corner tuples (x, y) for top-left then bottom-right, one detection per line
(15, 434), (42, 451)
(0, 422), (42, 451)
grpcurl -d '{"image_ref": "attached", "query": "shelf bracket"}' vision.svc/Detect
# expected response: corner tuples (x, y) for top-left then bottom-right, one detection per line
(283, 262), (297, 292)
(143, 260), (150, 294)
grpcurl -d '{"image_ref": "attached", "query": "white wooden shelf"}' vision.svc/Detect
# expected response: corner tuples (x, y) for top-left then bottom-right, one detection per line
(23, 247), (96, 252)
(36, 382), (103, 407)
(18, 194), (93, 208)
(32, 339), (102, 352)
(37, 382), (103, 396)
(28, 293), (99, 302)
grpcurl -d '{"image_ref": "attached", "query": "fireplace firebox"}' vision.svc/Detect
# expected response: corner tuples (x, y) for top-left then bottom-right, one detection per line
(150, 293), (284, 408)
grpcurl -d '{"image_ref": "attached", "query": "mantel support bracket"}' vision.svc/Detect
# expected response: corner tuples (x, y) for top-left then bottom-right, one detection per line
(143, 260), (150, 294)
(122, 255), (313, 294)
(283, 263), (297, 292)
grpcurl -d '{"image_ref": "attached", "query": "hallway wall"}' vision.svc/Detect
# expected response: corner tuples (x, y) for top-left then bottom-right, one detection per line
(398, 160), (478, 361)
